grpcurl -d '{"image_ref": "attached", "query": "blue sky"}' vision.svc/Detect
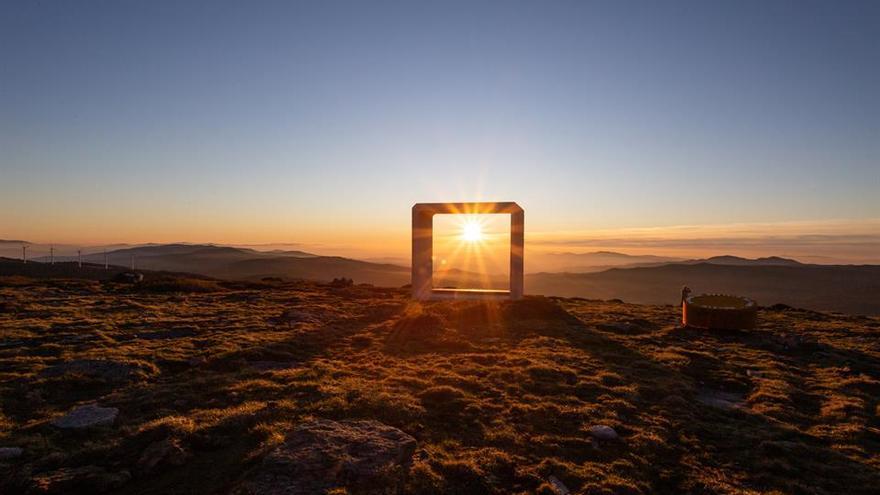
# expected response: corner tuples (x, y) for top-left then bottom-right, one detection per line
(1, 1), (878, 259)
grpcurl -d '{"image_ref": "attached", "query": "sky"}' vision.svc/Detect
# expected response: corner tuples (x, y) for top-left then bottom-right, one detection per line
(2, 1), (878, 262)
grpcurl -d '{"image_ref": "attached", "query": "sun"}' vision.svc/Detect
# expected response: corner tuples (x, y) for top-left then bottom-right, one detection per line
(461, 221), (483, 242)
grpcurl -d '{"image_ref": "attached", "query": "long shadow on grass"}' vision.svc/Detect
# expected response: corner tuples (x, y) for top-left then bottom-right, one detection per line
(543, 300), (880, 495)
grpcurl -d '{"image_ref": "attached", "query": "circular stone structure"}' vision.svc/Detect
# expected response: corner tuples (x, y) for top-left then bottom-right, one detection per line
(682, 291), (758, 330)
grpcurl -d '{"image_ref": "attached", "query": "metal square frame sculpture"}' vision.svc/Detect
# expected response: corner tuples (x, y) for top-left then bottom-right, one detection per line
(412, 202), (524, 300)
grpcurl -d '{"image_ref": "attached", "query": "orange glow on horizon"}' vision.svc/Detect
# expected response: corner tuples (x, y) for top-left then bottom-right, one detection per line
(431, 214), (510, 290)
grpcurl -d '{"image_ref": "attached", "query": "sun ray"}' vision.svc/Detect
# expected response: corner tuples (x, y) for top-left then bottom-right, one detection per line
(432, 212), (510, 291)
(461, 221), (483, 242)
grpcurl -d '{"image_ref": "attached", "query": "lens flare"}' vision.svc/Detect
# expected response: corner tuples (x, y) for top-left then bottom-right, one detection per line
(462, 221), (483, 242)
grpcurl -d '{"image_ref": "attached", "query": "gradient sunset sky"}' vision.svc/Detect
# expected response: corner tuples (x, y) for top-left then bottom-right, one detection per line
(2, 1), (878, 262)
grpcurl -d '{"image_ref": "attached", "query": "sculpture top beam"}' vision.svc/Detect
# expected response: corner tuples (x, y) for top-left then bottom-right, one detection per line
(412, 202), (523, 215)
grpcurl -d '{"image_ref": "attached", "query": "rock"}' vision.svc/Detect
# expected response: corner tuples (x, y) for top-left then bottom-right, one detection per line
(136, 438), (189, 475)
(239, 419), (416, 494)
(773, 333), (819, 351)
(547, 475), (571, 495)
(30, 466), (130, 493)
(696, 389), (745, 410)
(187, 356), (208, 367)
(40, 359), (153, 382)
(0, 446), (23, 460)
(588, 425), (619, 441)
(52, 404), (118, 429)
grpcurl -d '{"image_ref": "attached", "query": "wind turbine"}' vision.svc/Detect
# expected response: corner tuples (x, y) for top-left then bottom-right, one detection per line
(22, 245), (28, 264)
(78, 249), (82, 268)
(50, 245), (55, 265)
(104, 249), (108, 270)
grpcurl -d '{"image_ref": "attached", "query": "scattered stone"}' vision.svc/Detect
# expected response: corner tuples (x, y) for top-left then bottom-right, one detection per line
(187, 356), (208, 367)
(0, 446), (23, 460)
(30, 465), (130, 493)
(267, 310), (317, 328)
(136, 438), (189, 475)
(52, 404), (118, 429)
(696, 389), (745, 410)
(588, 425), (619, 441)
(548, 475), (571, 495)
(40, 359), (153, 382)
(771, 333), (819, 351)
(240, 419), (416, 494)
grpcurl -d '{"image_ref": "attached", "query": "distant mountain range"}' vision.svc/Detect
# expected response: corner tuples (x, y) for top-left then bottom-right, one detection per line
(527, 263), (880, 315)
(680, 255), (804, 267)
(3, 243), (879, 314)
(29, 244), (412, 286)
(532, 251), (683, 272)
(533, 251), (805, 272)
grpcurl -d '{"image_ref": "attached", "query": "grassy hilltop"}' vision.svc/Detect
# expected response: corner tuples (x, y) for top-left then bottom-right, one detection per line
(1, 277), (879, 494)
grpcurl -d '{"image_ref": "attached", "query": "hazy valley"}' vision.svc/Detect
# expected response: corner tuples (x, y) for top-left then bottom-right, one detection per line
(4, 243), (878, 315)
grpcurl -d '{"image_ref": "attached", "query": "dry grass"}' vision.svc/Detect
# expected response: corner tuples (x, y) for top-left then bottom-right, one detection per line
(1, 278), (878, 494)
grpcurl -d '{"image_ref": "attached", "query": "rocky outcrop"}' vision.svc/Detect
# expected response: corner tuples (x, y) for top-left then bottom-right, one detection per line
(267, 310), (318, 328)
(51, 404), (118, 429)
(135, 438), (189, 475)
(40, 359), (155, 383)
(588, 425), (619, 441)
(238, 419), (416, 495)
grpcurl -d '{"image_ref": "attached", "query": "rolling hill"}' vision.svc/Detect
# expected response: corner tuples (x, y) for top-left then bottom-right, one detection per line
(30, 245), (393, 284)
(532, 251), (683, 272)
(527, 262), (880, 315)
(0, 257), (213, 283)
(6, 244), (880, 314)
